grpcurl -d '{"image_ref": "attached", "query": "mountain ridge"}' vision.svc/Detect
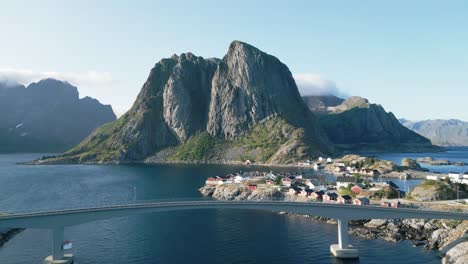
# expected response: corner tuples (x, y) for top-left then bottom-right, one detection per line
(0, 78), (116, 152)
(303, 95), (441, 152)
(400, 118), (468, 146)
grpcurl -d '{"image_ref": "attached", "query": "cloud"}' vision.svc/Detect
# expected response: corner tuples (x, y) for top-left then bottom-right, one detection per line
(293, 73), (347, 98)
(0, 67), (112, 90)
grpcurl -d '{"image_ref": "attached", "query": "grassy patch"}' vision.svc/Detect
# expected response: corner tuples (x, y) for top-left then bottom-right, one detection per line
(167, 132), (219, 161)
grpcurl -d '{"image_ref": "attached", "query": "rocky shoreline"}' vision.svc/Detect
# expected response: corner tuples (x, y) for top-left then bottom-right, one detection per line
(200, 185), (468, 264)
(416, 157), (467, 166)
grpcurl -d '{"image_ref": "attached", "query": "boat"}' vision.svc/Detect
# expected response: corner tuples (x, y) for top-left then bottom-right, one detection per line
(63, 240), (72, 250)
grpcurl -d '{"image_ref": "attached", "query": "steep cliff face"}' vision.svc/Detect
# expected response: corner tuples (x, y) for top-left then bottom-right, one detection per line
(67, 54), (219, 161)
(164, 54), (219, 141)
(0, 79), (116, 152)
(43, 41), (333, 164)
(316, 96), (440, 152)
(208, 41), (323, 139)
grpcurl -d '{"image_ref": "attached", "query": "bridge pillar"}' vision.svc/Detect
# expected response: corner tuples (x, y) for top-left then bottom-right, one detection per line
(330, 219), (358, 259)
(42, 227), (74, 264)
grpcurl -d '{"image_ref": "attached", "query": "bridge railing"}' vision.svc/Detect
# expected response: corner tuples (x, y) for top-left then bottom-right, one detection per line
(1, 198), (467, 217)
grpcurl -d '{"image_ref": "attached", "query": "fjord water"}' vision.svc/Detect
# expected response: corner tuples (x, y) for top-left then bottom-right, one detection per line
(0, 154), (449, 264)
(375, 146), (468, 174)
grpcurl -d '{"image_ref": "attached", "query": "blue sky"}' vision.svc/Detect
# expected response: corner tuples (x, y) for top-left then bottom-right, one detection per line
(1, 0), (467, 120)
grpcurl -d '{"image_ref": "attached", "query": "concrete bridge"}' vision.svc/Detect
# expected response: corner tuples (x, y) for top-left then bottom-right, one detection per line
(0, 200), (467, 263)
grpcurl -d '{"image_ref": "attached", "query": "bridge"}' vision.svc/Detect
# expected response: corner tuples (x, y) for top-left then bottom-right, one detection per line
(0, 200), (467, 263)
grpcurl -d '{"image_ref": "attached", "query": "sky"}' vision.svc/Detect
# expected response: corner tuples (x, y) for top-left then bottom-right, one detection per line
(1, 0), (467, 121)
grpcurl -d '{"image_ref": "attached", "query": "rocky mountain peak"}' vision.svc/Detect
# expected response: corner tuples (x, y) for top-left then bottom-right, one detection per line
(27, 78), (79, 102)
(329, 96), (370, 113)
(48, 40), (333, 164)
(208, 40), (315, 139)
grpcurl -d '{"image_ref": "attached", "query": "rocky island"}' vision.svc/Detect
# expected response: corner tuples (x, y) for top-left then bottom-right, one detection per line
(416, 157), (467, 166)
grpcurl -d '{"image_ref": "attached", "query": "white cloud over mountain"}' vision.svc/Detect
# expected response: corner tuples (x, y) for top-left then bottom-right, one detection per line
(293, 73), (347, 98)
(0, 68), (113, 90)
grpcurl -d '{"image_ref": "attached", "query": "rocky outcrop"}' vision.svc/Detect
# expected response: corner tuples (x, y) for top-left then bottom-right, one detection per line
(401, 158), (428, 171)
(400, 119), (468, 147)
(302, 95), (345, 115)
(318, 96), (441, 152)
(416, 157), (466, 166)
(0, 79), (116, 153)
(444, 241), (468, 264)
(38, 41), (333, 164)
(409, 180), (457, 201)
(199, 185), (284, 201)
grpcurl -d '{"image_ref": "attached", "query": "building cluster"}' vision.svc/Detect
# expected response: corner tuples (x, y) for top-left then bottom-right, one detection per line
(298, 157), (382, 178)
(204, 170), (403, 207)
(298, 157), (333, 169)
(425, 172), (468, 185)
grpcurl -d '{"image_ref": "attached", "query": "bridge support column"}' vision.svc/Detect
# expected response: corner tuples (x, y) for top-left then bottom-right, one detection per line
(42, 227), (74, 264)
(330, 219), (358, 259)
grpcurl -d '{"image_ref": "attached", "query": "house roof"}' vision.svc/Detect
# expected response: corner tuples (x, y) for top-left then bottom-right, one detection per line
(291, 187), (302, 192)
(355, 197), (369, 202)
(326, 192), (338, 197)
(340, 195), (352, 200)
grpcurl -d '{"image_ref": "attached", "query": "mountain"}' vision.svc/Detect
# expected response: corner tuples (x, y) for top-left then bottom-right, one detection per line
(0, 79), (116, 152)
(40, 41), (333, 165)
(302, 95), (344, 115)
(303, 95), (440, 152)
(400, 119), (468, 146)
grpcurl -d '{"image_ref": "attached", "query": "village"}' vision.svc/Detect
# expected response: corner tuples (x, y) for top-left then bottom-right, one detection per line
(203, 169), (404, 208)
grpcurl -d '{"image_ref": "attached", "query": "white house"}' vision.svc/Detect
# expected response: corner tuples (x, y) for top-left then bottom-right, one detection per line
(305, 179), (320, 190)
(297, 160), (311, 166)
(233, 175), (243, 183)
(336, 176), (354, 189)
(448, 172), (462, 183)
(295, 174), (303, 179)
(327, 157), (333, 163)
(319, 157), (324, 162)
(426, 175), (440, 181)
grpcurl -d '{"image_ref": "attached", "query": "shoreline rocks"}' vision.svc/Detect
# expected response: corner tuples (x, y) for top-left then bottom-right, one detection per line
(200, 184), (468, 263)
(416, 157), (467, 166)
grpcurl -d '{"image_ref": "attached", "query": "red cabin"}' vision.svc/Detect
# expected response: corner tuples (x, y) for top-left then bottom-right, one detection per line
(248, 185), (257, 191)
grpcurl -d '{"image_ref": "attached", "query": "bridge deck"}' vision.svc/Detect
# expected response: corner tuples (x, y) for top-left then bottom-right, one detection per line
(1, 200), (467, 229)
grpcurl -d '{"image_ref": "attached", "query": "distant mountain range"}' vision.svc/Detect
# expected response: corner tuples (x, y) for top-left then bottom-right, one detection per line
(399, 119), (468, 146)
(0, 79), (116, 152)
(34, 41), (441, 165)
(302, 95), (440, 152)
